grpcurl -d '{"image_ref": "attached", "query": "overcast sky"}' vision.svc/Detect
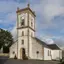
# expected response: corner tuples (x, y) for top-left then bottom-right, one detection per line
(0, 0), (64, 49)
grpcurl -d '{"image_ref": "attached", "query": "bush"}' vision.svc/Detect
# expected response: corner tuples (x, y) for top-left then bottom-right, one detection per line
(60, 59), (62, 62)
(14, 55), (17, 59)
(61, 62), (64, 64)
(23, 54), (28, 60)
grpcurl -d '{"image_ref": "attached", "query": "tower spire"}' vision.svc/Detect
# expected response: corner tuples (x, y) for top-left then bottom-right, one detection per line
(17, 7), (19, 10)
(27, 3), (30, 8)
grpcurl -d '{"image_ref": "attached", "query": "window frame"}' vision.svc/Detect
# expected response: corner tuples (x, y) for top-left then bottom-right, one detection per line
(48, 50), (49, 56)
(21, 40), (24, 45)
(31, 22), (33, 27)
(20, 17), (25, 26)
(22, 31), (24, 36)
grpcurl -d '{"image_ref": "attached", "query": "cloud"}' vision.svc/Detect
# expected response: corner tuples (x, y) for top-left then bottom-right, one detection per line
(44, 5), (64, 21)
(45, 39), (54, 44)
(0, 0), (64, 48)
(0, 20), (3, 24)
(11, 25), (17, 40)
(11, 0), (64, 47)
(54, 37), (64, 47)
(0, 1), (27, 30)
(7, 12), (16, 22)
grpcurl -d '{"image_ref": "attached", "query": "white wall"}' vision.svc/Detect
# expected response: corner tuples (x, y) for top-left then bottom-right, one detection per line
(17, 36), (28, 59)
(31, 38), (44, 60)
(59, 50), (62, 59)
(9, 42), (17, 58)
(29, 14), (35, 30)
(44, 47), (51, 60)
(51, 50), (62, 60)
(18, 28), (28, 37)
(29, 29), (35, 37)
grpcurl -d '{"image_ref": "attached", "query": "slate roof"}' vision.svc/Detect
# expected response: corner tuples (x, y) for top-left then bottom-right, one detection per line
(47, 44), (60, 50)
(34, 37), (49, 48)
(62, 50), (64, 57)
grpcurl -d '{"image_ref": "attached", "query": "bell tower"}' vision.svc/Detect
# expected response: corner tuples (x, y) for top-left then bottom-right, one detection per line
(16, 4), (36, 59)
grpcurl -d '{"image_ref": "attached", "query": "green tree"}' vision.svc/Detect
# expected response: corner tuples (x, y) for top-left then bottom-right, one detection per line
(0, 28), (14, 53)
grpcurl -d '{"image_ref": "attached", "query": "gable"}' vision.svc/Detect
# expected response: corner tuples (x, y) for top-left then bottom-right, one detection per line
(32, 37), (49, 48)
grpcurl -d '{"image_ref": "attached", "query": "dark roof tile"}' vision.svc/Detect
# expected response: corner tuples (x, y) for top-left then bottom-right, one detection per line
(34, 37), (49, 48)
(47, 44), (60, 50)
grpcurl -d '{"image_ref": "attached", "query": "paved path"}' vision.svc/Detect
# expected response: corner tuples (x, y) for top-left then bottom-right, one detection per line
(0, 56), (9, 64)
(0, 56), (60, 64)
(4, 59), (60, 64)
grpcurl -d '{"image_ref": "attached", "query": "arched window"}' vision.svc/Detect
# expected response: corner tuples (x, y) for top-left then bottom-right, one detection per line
(22, 31), (24, 36)
(21, 19), (24, 26)
(31, 22), (33, 27)
(22, 40), (24, 45)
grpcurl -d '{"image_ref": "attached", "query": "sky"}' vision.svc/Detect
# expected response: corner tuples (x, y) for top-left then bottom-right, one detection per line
(0, 0), (64, 49)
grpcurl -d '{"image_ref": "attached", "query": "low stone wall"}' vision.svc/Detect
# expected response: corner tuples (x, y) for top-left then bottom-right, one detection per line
(0, 53), (9, 56)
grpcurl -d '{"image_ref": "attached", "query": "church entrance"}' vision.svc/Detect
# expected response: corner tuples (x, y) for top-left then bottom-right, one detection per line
(22, 48), (25, 59)
(20, 48), (26, 60)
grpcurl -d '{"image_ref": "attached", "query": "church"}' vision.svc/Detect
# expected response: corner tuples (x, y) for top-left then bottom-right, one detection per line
(9, 4), (62, 60)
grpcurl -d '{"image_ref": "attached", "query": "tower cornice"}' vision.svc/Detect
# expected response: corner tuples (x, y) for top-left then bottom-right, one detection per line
(17, 26), (35, 32)
(16, 7), (36, 17)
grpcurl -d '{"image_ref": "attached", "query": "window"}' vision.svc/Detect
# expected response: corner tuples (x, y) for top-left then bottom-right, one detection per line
(50, 51), (51, 56)
(48, 50), (49, 56)
(31, 22), (33, 27)
(21, 19), (24, 26)
(36, 51), (39, 58)
(22, 31), (24, 36)
(48, 50), (51, 56)
(36, 51), (39, 54)
(22, 40), (24, 45)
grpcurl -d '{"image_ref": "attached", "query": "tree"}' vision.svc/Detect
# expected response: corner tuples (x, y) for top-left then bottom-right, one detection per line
(0, 28), (14, 53)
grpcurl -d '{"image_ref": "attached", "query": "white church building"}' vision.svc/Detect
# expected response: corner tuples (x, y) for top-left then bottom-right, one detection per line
(9, 4), (62, 60)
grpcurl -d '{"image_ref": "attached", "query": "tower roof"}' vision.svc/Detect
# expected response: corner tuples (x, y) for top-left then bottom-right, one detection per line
(16, 4), (36, 17)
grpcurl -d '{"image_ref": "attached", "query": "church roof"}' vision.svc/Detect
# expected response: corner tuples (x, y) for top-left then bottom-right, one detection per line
(34, 37), (49, 48)
(47, 44), (60, 50)
(62, 50), (64, 57)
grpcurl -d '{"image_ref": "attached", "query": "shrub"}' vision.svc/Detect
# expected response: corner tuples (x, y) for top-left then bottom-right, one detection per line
(14, 55), (17, 59)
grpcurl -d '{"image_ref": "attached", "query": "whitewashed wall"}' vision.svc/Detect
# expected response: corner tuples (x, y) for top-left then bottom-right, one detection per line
(18, 28), (28, 37)
(17, 36), (28, 59)
(51, 50), (62, 60)
(44, 47), (51, 60)
(29, 14), (35, 29)
(29, 29), (35, 37)
(59, 50), (62, 59)
(9, 42), (17, 58)
(31, 38), (44, 60)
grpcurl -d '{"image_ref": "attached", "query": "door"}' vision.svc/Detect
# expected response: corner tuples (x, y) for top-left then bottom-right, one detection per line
(20, 48), (25, 59)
